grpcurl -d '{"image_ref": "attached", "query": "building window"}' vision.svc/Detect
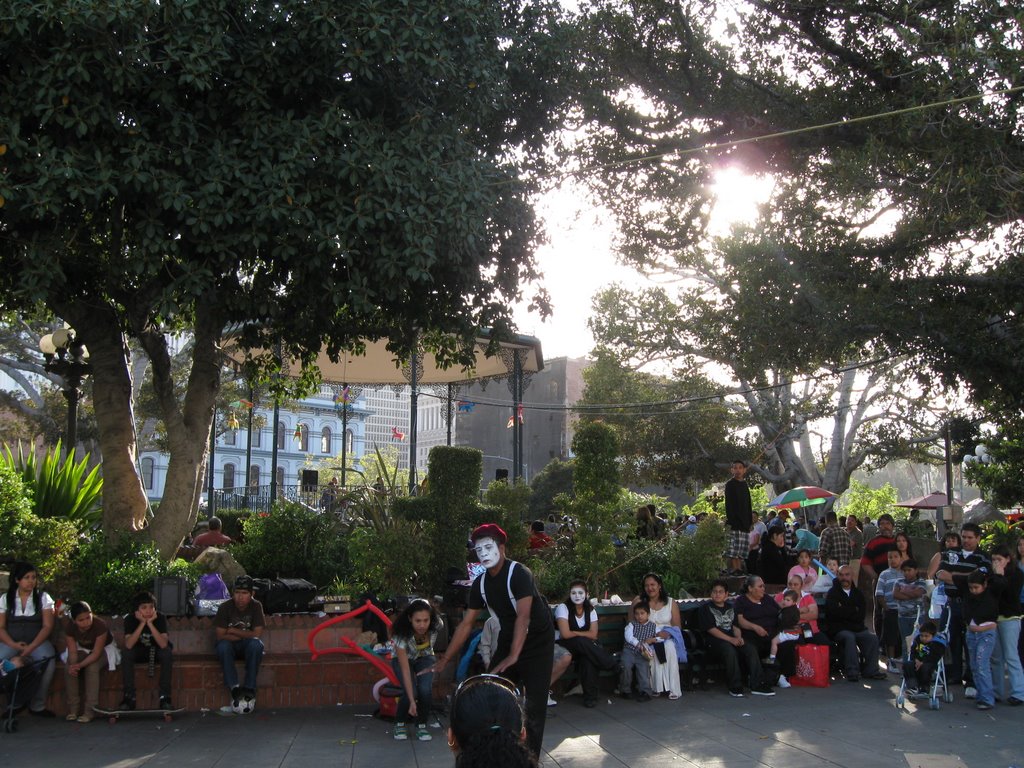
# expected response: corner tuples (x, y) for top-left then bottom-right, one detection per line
(223, 430), (236, 446)
(141, 457), (154, 490)
(249, 465), (260, 488)
(321, 426), (332, 454)
(252, 424), (261, 448)
(346, 429), (354, 454)
(223, 463), (236, 491)
(298, 423), (310, 452)
(276, 466), (285, 488)
(277, 421), (286, 450)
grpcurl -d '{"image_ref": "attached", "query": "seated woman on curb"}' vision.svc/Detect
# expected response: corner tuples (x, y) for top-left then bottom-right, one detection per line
(554, 581), (617, 708)
(448, 674), (537, 768)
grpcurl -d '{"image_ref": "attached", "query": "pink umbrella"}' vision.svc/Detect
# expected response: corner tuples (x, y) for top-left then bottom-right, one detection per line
(895, 491), (961, 509)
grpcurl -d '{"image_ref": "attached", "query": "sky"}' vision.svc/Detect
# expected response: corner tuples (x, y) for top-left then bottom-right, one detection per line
(514, 168), (774, 361)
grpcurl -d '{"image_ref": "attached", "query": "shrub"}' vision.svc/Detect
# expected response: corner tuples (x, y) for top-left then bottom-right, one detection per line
(232, 501), (351, 587)
(347, 518), (433, 596)
(0, 462), (81, 584)
(666, 516), (729, 596)
(68, 532), (200, 616)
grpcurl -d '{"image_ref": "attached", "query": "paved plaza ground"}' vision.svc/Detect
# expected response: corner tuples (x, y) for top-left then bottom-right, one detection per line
(2, 675), (1022, 768)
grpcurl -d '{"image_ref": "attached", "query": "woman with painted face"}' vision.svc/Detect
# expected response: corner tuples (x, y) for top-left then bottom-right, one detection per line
(435, 524), (553, 759)
(554, 581), (618, 708)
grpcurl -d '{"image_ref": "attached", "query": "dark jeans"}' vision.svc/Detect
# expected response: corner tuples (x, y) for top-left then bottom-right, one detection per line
(904, 661), (936, 691)
(832, 629), (879, 677)
(490, 639), (553, 759)
(392, 656), (433, 725)
(216, 638), (264, 692)
(122, 642), (174, 699)
(706, 636), (743, 692)
(945, 600), (971, 685)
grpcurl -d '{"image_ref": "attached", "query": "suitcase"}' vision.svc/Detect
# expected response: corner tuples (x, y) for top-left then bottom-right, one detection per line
(153, 576), (190, 616)
(259, 578), (317, 614)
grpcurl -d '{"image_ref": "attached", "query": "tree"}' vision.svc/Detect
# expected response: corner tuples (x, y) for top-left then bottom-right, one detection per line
(578, 351), (736, 489)
(0, 1), (572, 555)
(571, 0), (1024, 461)
(529, 458), (574, 520)
(588, 260), (947, 495)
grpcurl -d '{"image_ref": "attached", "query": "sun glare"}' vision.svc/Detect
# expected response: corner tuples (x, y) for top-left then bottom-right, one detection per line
(708, 167), (774, 234)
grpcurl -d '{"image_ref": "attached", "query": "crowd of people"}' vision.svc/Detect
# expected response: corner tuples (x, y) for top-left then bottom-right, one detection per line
(0, 564), (267, 721)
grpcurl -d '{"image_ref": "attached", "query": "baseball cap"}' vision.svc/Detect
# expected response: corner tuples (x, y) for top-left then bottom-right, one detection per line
(234, 575), (254, 592)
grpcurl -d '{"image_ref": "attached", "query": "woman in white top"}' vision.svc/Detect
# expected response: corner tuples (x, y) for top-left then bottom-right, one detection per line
(633, 573), (682, 699)
(554, 580), (616, 708)
(0, 562), (57, 716)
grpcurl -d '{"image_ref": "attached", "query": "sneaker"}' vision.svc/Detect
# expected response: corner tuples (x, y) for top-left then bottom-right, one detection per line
(1008, 696), (1023, 706)
(777, 675), (792, 689)
(77, 713), (93, 723)
(729, 689), (745, 698)
(964, 686), (977, 699)
(565, 683), (584, 697)
(636, 692), (651, 702)
(583, 696), (598, 707)
(887, 660), (901, 674)
(976, 702), (993, 711)
(751, 685), (776, 696)
(416, 726), (432, 741)
(547, 691), (557, 707)
(394, 723), (408, 741)
(66, 713), (79, 722)
(159, 696), (173, 711)
(28, 708), (56, 718)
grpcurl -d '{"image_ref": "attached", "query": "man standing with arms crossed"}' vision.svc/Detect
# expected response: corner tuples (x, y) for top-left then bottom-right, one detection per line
(435, 524), (554, 759)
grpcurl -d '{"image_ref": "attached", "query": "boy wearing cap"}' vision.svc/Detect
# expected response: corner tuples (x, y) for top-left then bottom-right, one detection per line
(435, 523), (554, 759)
(214, 576), (266, 709)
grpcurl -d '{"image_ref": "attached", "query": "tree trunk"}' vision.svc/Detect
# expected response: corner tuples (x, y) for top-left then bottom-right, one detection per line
(64, 307), (149, 533)
(139, 300), (223, 558)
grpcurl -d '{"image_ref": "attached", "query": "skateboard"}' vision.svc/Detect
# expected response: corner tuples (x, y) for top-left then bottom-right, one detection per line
(93, 706), (185, 724)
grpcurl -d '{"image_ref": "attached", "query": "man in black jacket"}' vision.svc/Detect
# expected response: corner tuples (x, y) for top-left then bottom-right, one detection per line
(724, 460), (753, 576)
(825, 565), (886, 682)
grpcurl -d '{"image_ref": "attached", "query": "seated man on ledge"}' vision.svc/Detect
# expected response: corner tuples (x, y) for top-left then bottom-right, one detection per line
(825, 565), (886, 682)
(214, 575), (265, 712)
(191, 516), (233, 549)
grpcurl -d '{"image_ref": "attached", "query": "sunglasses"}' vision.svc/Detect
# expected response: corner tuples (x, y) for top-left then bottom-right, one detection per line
(452, 673), (525, 715)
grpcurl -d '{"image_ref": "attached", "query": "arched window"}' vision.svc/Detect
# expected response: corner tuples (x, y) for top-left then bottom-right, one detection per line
(321, 426), (332, 454)
(141, 457), (154, 490)
(248, 465), (260, 488)
(223, 463), (236, 491)
(345, 429), (354, 454)
(276, 466), (285, 488)
(252, 423), (262, 448)
(298, 423), (309, 453)
(277, 421), (286, 450)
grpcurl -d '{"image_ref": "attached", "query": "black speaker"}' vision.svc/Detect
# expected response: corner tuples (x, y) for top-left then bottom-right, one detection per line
(301, 469), (319, 492)
(495, 468), (509, 482)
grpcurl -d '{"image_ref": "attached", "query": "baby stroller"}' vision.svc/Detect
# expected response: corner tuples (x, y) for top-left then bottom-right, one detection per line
(895, 607), (953, 711)
(1, 656), (52, 733)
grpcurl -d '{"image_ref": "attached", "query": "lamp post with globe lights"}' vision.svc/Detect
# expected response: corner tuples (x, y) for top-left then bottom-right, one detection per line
(38, 327), (91, 455)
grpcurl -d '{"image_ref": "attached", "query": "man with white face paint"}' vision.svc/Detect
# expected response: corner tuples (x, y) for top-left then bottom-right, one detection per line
(435, 524), (554, 759)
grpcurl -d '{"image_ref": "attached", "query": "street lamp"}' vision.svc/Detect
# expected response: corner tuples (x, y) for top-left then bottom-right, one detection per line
(39, 326), (91, 454)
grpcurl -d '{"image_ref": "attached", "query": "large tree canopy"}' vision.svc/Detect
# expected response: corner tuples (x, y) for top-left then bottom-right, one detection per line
(0, 0), (572, 554)
(573, 0), (1023, 408)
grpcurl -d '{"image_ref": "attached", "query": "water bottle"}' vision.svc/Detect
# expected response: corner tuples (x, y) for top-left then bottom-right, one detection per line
(929, 583), (946, 620)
